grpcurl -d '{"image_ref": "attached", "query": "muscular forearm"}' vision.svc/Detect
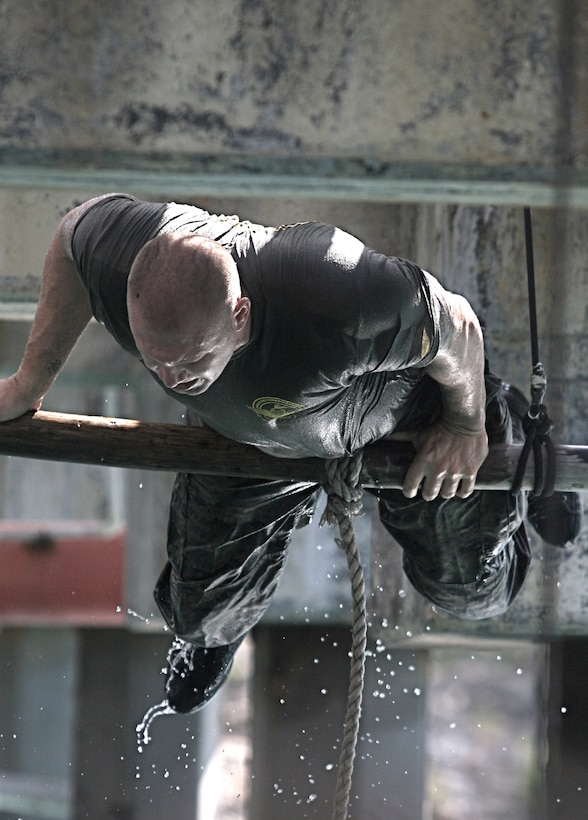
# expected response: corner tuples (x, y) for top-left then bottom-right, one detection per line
(423, 275), (486, 433)
(401, 276), (488, 501)
(0, 220), (93, 419)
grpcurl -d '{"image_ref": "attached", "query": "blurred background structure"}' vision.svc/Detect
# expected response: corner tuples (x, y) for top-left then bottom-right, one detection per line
(0, 1), (586, 817)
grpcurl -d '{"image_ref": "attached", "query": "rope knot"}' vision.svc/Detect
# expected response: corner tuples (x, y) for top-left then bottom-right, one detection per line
(524, 403), (553, 438)
(321, 451), (364, 532)
(512, 384), (556, 499)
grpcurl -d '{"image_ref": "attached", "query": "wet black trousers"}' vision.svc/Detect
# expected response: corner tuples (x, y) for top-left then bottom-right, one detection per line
(154, 374), (531, 647)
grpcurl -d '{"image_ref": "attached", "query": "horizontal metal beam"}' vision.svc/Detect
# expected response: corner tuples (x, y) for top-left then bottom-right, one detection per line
(0, 410), (586, 492)
(0, 148), (587, 208)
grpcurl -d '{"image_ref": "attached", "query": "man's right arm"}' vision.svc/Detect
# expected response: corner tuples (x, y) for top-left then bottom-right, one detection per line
(0, 203), (97, 421)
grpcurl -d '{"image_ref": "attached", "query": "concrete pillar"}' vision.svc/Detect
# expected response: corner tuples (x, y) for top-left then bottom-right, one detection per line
(250, 625), (427, 819)
(545, 640), (588, 819)
(0, 628), (77, 817)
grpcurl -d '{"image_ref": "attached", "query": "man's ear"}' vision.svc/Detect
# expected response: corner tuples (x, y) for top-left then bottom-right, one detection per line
(233, 296), (251, 332)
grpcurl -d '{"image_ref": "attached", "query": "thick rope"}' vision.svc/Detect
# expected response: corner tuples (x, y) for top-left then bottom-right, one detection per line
(321, 451), (367, 820)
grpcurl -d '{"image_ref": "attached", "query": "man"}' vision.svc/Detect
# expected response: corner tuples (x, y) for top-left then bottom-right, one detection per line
(0, 194), (579, 713)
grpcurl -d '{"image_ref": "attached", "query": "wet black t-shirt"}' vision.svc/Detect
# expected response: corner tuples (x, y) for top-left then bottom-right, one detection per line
(71, 195), (443, 457)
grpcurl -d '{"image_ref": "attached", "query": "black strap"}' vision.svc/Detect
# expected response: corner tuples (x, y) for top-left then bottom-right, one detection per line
(524, 208), (541, 371)
(511, 209), (556, 498)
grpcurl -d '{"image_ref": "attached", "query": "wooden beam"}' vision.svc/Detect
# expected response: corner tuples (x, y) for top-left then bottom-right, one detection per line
(0, 410), (586, 491)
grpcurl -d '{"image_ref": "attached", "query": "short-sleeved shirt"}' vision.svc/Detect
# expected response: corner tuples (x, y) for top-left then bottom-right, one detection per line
(71, 194), (443, 458)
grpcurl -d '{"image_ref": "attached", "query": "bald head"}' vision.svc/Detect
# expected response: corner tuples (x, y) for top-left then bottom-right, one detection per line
(127, 233), (241, 339)
(126, 233), (251, 395)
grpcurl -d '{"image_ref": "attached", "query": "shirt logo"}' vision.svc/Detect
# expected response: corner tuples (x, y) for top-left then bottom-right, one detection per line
(421, 327), (432, 359)
(249, 397), (306, 419)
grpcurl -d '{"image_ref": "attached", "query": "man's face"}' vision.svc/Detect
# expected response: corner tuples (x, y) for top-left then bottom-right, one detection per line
(133, 312), (241, 396)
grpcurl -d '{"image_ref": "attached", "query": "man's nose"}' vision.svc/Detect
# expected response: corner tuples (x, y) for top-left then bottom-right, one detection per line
(158, 364), (187, 389)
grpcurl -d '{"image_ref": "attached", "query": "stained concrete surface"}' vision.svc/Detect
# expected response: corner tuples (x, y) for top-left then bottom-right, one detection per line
(1, 0), (585, 164)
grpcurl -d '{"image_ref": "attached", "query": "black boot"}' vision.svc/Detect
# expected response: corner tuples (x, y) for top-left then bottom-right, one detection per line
(502, 383), (582, 547)
(165, 636), (244, 714)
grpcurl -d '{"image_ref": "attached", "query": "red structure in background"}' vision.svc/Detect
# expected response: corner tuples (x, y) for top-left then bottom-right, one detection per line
(0, 525), (126, 625)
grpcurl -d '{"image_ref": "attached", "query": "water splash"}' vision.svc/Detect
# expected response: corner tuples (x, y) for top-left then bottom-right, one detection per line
(127, 608), (151, 624)
(115, 606), (153, 625)
(136, 699), (175, 751)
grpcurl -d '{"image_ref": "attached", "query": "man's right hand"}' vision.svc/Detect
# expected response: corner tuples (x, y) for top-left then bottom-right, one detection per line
(0, 374), (42, 422)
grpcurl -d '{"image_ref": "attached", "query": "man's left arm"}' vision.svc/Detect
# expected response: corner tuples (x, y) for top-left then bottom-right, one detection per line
(402, 277), (488, 501)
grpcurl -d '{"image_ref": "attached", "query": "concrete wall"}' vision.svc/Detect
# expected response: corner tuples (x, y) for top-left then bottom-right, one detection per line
(1, 0), (585, 163)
